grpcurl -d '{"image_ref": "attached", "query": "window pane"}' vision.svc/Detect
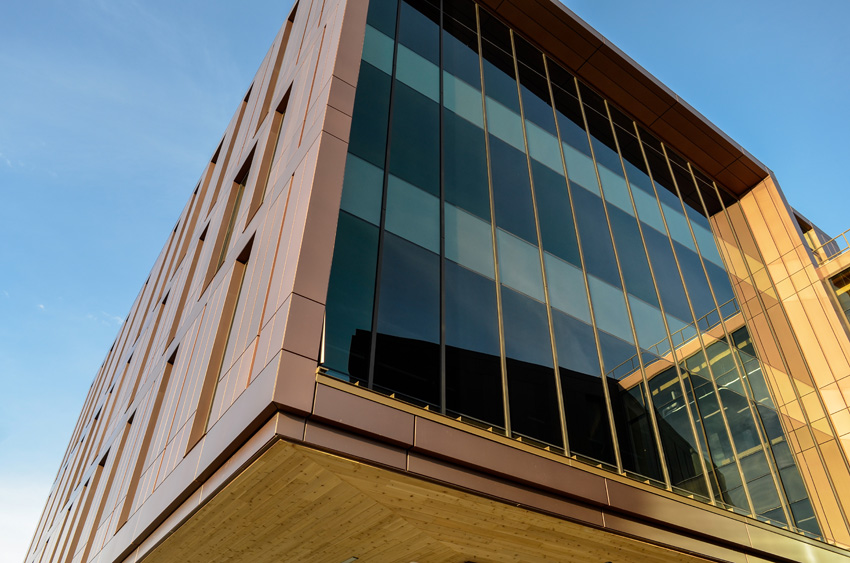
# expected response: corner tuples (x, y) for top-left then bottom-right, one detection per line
(388, 81), (439, 196)
(445, 261), (504, 428)
(349, 62), (391, 168)
(340, 153), (383, 226)
(490, 135), (537, 243)
(374, 233), (440, 406)
(501, 287), (563, 447)
(552, 308), (616, 466)
(533, 160), (581, 267)
(443, 106), (490, 220)
(324, 212), (378, 383)
(572, 187), (621, 287)
(497, 229), (544, 302)
(385, 174), (440, 253)
(445, 204), (495, 279)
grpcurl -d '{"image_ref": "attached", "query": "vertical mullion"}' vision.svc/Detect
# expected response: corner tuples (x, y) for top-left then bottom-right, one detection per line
(647, 140), (752, 512)
(511, 34), (568, 453)
(367, 0), (403, 391)
(476, 4), (511, 436)
(572, 79), (624, 475)
(438, 0), (446, 415)
(682, 160), (794, 522)
(609, 118), (713, 497)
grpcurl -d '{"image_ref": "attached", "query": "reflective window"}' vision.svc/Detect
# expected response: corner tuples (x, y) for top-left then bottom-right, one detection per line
(322, 0), (819, 536)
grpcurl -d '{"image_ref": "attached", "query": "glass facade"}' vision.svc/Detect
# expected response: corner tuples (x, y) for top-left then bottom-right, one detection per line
(323, 0), (819, 537)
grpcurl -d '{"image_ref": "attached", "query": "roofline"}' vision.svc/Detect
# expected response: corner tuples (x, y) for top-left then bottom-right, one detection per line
(480, 0), (771, 196)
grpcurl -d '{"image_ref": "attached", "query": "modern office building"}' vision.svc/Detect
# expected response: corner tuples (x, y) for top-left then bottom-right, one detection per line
(24, 0), (850, 561)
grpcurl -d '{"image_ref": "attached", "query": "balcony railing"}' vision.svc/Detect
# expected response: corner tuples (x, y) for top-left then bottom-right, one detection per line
(812, 228), (850, 265)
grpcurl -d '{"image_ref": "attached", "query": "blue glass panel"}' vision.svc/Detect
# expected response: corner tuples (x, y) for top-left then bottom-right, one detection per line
(445, 204), (495, 279)
(572, 187), (621, 288)
(374, 233), (440, 406)
(497, 229), (544, 302)
(385, 175), (440, 253)
(501, 286), (563, 447)
(388, 81), (439, 196)
(532, 160), (581, 267)
(490, 135), (537, 243)
(445, 260), (504, 427)
(324, 212), (378, 382)
(340, 153), (383, 226)
(443, 107), (490, 220)
(349, 62), (391, 168)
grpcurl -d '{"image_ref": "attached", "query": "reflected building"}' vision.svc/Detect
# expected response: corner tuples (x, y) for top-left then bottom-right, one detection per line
(24, 0), (850, 562)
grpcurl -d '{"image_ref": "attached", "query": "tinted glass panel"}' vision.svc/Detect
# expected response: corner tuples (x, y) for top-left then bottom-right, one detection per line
(501, 287), (562, 446)
(324, 212), (378, 382)
(374, 233), (440, 406)
(349, 62), (391, 168)
(389, 81), (439, 196)
(445, 261), (504, 427)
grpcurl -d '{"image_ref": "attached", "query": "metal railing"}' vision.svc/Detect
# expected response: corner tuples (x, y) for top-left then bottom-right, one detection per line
(812, 228), (850, 265)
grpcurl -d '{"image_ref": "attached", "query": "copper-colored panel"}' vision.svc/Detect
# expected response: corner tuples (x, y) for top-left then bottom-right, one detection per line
(303, 421), (407, 470)
(196, 360), (278, 481)
(603, 514), (746, 563)
(585, 45), (676, 117)
(330, 0), (369, 88)
(291, 133), (349, 304)
(271, 349), (319, 416)
(312, 384), (415, 447)
(412, 417), (610, 506)
(326, 75), (357, 117)
(605, 480), (750, 547)
(280, 293), (324, 361)
(578, 62), (662, 126)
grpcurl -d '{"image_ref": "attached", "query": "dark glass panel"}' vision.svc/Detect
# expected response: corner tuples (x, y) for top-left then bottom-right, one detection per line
(479, 10), (520, 113)
(578, 84), (622, 173)
(515, 37), (557, 136)
(374, 233), (440, 406)
(443, 108), (490, 220)
(552, 309), (616, 465)
(704, 260), (736, 311)
(324, 212), (378, 383)
(639, 128), (678, 201)
(501, 287), (563, 446)
(367, 0), (399, 38)
(608, 378), (665, 483)
(388, 81), (440, 196)
(445, 261), (504, 428)
(610, 108), (655, 198)
(791, 498), (821, 535)
(572, 187), (621, 288)
(489, 135), (537, 243)
(692, 168), (724, 216)
(648, 367), (708, 495)
(443, 11), (481, 89)
(349, 62), (391, 168)
(549, 63), (592, 159)
(398, 0), (439, 64)
(532, 160), (580, 267)
(641, 224), (692, 323)
(667, 150), (704, 216)
(607, 204), (659, 306)
(674, 240), (717, 323)
(444, 0), (476, 29)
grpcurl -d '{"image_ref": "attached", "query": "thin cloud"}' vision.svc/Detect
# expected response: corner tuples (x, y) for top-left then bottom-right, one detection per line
(37, 304), (45, 310)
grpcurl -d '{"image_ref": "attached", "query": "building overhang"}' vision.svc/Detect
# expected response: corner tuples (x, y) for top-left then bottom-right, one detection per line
(479, 0), (770, 196)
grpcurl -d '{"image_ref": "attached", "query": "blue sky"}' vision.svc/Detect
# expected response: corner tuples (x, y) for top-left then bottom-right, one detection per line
(2, 1), (849, 562)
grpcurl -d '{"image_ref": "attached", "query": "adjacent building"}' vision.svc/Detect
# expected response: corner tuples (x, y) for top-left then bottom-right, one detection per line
(24, 0), (850, 561)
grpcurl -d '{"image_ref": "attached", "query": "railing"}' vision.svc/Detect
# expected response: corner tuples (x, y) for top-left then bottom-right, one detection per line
(812, 228), (850, 265)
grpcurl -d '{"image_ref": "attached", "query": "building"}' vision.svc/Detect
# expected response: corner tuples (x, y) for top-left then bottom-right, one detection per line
(23, 0), (850, 561)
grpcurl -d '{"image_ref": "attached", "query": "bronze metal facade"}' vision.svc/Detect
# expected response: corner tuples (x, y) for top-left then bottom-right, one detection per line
(23, 0), (850, 562)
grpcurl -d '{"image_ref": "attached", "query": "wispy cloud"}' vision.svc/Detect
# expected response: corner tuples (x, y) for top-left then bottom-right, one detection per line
(0, 152), (12, 168)
(37, 304), (45, 310)
(2, 290), (8, 298)
(88, 311), (123, 326)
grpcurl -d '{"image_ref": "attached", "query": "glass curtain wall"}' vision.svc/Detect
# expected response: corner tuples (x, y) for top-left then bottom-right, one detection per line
(322, 0), (820, 538)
